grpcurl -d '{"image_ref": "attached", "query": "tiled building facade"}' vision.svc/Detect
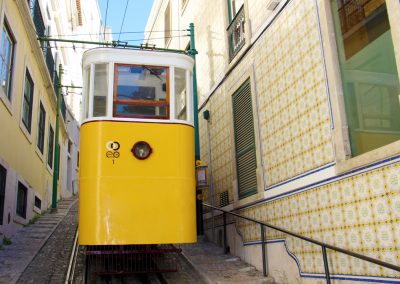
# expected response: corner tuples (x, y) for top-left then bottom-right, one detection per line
(145, 0), (400, 282)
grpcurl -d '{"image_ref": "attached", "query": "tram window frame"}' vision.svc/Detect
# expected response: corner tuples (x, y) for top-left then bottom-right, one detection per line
(113, 63), (170, 119)
(174, 67), (187, 120)
(92, 63), (108, 117)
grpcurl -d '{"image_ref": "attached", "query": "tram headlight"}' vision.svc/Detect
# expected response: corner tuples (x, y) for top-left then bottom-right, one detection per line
(131, 141), (152, 160)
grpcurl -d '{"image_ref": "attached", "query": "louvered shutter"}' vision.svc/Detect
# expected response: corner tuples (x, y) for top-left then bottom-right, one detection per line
(232, 79), (257, 199)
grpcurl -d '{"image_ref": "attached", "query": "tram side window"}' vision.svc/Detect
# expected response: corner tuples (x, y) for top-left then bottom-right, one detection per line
(93, 64), (108, 117)
(114, 64), (169, 119)
(84, 68), (90, 119)
(174, 68), (187, 120)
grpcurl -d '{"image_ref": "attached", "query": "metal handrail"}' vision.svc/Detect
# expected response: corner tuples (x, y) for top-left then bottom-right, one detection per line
(203, 203), (400, 283)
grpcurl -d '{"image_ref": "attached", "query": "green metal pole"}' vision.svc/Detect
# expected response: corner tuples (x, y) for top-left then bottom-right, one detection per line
(51, 64), (62, 211)
(188, 23), (203, 235)
(188, 23), (200, 161)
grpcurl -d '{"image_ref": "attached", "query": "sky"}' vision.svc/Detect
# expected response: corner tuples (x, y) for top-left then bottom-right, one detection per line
(98, 0), (154, 44)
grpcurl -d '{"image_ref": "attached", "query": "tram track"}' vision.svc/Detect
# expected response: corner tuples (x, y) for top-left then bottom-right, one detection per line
(66, 231), (169, 284)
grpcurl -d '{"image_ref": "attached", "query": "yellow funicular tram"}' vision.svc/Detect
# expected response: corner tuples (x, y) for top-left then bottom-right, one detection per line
(79, 47), (196, 247)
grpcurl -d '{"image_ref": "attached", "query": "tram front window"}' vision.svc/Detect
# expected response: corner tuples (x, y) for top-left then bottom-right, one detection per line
(114, 64), (169, 119)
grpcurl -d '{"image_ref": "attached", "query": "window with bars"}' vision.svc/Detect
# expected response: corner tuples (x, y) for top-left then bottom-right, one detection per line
(227, 0), (245, 61)
(232, 79), (257, 199)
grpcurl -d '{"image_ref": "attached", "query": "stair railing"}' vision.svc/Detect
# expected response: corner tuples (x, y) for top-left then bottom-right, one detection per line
(203, 203), (400, 283)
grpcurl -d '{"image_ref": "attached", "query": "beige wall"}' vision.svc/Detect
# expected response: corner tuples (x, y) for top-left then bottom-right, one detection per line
(0, 0), (68, 237)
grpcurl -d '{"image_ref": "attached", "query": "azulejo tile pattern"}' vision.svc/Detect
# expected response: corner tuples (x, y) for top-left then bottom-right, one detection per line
(235, 162), (400, 278)
(254, 0), (334, 187)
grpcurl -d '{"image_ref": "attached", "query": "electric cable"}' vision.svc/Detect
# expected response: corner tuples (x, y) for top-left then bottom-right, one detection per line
(103, 0), (110, 40)
(55, 29), (187, 37)
(118, 0), (130, 42)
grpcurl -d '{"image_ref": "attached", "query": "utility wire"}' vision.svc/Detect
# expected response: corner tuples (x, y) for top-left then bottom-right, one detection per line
(103, 0), (110, 40)
(53, 35), (189, 49)
(118, 0), (130, 42)
(56, 29), (187, 37)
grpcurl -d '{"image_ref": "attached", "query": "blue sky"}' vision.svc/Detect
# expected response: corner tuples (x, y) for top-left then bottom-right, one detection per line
(98, 0), (154, 43)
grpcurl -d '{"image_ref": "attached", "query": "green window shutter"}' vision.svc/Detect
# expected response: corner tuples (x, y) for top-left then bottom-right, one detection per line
(232, 79), (257, 199)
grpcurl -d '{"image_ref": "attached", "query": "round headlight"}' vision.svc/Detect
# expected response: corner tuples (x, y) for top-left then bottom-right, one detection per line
(131, 141), (152, 160)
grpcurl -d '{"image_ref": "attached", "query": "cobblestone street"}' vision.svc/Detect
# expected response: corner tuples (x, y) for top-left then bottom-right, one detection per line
(0, 198), (77, 284)
(17, 201), (78, 283)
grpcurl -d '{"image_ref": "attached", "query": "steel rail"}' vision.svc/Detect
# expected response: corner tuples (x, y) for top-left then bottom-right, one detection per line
(65, 229), (79, 284)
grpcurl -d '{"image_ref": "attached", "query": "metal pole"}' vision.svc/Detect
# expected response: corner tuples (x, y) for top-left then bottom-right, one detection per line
(322, 246), (331, 284)
(260, 225), (267, 277)
(51, 64), (62, 211)
(203, 110), (215, 241)
(188, 23), (200, 161)
(188, 23), (203, 236)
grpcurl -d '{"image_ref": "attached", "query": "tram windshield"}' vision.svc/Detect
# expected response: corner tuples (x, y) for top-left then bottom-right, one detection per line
(114, 64), (169, 119)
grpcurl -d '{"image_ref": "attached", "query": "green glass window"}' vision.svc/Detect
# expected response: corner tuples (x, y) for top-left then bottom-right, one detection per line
(331, 0), (400, 156)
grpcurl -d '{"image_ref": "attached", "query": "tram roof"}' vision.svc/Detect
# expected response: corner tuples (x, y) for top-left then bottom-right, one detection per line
(82, 47), (194, 70)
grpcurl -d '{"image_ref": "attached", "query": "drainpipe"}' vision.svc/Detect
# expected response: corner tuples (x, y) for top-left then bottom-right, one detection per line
(51, 64), (62, 211)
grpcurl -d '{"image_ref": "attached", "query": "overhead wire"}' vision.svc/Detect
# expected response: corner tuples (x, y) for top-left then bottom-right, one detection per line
(103, 0), (110, 40)
(51, 34), (189, 49)
(118, 0), (130, 42)
(55, 29), (188, 38)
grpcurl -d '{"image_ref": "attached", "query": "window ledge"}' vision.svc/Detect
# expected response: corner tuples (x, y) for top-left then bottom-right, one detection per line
(35, 147), (45, 162)
(335, 139), (400, 174)
(0, 91), (13, 115)
(233, 190), (264, 209)
(19, 122), (33, 144)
